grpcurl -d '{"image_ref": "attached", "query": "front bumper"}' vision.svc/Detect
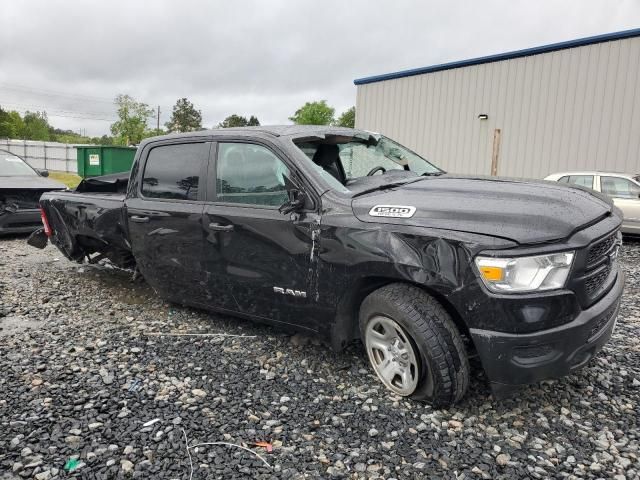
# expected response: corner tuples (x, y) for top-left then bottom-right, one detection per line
(0, 208), (41, 234)
(470, 268), (625, 388)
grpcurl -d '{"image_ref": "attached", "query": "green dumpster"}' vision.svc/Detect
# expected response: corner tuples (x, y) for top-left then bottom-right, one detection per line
(76, 146), (137, 177)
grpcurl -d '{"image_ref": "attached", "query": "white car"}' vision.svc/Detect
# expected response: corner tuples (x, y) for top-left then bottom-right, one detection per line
(545, 171), (640, 235)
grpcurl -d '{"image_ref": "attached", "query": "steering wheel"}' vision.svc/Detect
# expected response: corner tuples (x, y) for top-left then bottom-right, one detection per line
(367, 166), (386, 176)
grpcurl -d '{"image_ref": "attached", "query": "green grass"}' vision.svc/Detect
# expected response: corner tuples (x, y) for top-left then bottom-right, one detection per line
(49, 171), (82, 189)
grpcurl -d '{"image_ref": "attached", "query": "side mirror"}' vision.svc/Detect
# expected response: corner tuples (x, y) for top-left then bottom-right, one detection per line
(38, 169), (49, 177)
(279, 189), (306, 215)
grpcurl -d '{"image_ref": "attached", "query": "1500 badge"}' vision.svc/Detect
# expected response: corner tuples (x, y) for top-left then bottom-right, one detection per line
(369, 205), (416, 218)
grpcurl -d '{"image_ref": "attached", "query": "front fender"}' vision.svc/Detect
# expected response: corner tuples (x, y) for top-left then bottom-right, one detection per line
(320, 225), (511, 348)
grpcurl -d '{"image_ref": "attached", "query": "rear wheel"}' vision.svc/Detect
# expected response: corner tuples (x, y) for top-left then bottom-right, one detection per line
(359, 283), (469, 406)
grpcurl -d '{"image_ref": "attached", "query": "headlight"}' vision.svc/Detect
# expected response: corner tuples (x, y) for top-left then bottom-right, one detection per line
(474, 251), (575, 293)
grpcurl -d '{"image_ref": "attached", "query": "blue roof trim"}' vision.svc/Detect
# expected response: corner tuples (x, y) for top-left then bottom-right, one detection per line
(354, 27), (640, 85)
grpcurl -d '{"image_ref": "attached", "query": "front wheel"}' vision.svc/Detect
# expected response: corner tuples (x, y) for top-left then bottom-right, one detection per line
(359, 283), (469, 406)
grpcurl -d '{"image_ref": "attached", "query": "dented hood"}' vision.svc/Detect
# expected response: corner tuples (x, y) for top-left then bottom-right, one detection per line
(352, 176), (615, 245)
(0, 175), (66, 190)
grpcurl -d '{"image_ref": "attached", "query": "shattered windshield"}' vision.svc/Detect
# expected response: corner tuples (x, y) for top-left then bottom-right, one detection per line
(295, 134), (442, 192)
(339, 136), (441, 178)
(0, 153), (37, 176)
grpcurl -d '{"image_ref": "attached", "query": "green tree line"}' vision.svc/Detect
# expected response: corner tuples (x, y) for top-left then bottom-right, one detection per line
(1, 95), (356, 146)
(0, 107), (114, 145)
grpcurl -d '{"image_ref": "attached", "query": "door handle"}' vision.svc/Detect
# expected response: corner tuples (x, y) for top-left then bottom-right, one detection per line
(130, 215), (150, 223)
(208, 222), (234, 232)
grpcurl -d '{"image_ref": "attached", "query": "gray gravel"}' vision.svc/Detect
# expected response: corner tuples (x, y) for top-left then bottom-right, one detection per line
(0, 236), (639, 479)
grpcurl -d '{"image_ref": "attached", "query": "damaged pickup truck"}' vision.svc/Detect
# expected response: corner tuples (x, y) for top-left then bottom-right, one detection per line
(30, 126), (625, 406)
(0, 150), (66, 234)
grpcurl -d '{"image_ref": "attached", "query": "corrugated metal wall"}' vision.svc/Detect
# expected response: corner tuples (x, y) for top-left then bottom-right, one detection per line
(0, 139), (80, 172)
(355, 36), (640, 179)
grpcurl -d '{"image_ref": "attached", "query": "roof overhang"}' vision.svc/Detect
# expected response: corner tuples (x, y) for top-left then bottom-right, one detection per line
(354, 27), (640, 86)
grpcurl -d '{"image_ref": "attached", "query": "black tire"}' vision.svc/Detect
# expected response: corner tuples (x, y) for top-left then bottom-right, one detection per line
(359, 283), (469, 406)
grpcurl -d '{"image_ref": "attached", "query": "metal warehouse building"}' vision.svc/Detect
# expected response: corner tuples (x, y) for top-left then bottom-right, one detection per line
(354, 28), (640, 179)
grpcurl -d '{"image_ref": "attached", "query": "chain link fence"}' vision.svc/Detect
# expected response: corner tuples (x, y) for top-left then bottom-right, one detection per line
(0, 139), (96, 173)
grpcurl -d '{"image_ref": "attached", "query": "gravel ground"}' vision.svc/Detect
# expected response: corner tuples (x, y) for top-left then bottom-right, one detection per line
(0, 236), (639, 480)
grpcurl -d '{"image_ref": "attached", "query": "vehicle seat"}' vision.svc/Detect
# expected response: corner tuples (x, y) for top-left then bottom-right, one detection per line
(218, 148), (248, 195)
(312, 144), (346, 185)
(245, 149), (288, 206)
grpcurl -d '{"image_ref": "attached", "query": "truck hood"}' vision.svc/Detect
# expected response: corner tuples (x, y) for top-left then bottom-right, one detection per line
(0, 175), (67, 190)
(352, 176), (615, 245)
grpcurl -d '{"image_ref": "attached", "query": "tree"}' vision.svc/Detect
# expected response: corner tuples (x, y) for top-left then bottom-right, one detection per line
(289, 100), (335, 125)
(218, 114), (260, 128)
(0, 108), (25, 139)
(110, 94), (154, 145)
(336, 106), (355, 128)
(95, 135), (114, 145)
(49, 126), (89, 144)
(0, 107), (16, 138)
(147, 127), (166, 137)
(22, 111), (51, 141)
(165, 97), (202, 133)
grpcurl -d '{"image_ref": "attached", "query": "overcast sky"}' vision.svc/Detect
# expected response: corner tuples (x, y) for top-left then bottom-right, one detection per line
(1, 0), (639, 136)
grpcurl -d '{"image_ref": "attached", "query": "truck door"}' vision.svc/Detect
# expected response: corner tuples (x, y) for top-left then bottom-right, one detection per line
(125, 141), (211, 303)
(202, 141), (320, 331)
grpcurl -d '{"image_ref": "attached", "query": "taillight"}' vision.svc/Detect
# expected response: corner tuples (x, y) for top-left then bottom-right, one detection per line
(40, 207), (52, 237)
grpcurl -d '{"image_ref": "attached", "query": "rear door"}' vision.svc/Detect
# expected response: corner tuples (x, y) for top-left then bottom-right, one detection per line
(201, 140), (320, 330)
(126, 140), (211, 303)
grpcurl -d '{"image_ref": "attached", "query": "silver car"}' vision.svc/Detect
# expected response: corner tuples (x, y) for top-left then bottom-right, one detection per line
(545, 171), (640, 235)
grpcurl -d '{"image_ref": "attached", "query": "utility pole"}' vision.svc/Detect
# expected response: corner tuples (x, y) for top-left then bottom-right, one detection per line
(156, 106), (161, 135)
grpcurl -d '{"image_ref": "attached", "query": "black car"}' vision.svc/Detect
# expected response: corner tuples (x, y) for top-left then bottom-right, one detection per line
(0, 149), (66, 234)
(29, 126), (625, 406)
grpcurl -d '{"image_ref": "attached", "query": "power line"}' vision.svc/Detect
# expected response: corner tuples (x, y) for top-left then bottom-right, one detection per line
(0, 82), (115, 104)
(3, 104), (116, 122)
(0, 91), (169, 124)
(43, 112), (115, 121)
(18, 111), (114, 121)
(2, 104), (116, 121)
(0, 100), (115, 118)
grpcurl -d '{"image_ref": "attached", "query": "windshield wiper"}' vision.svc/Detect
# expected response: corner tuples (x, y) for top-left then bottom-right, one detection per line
(352, 172), (446, 196)
(351, 178), (423, 198)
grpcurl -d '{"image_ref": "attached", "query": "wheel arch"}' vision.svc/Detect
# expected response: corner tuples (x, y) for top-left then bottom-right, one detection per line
(330, 276), (471, 351)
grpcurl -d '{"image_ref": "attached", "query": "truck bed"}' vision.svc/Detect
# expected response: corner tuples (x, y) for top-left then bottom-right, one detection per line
(39, 190), (133, 268)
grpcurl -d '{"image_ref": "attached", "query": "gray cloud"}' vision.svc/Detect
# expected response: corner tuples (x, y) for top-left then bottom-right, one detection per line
(1, 0), (639, 135)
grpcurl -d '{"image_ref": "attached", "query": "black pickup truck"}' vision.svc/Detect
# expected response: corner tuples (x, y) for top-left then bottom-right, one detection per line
(30, 125), (625, 406)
